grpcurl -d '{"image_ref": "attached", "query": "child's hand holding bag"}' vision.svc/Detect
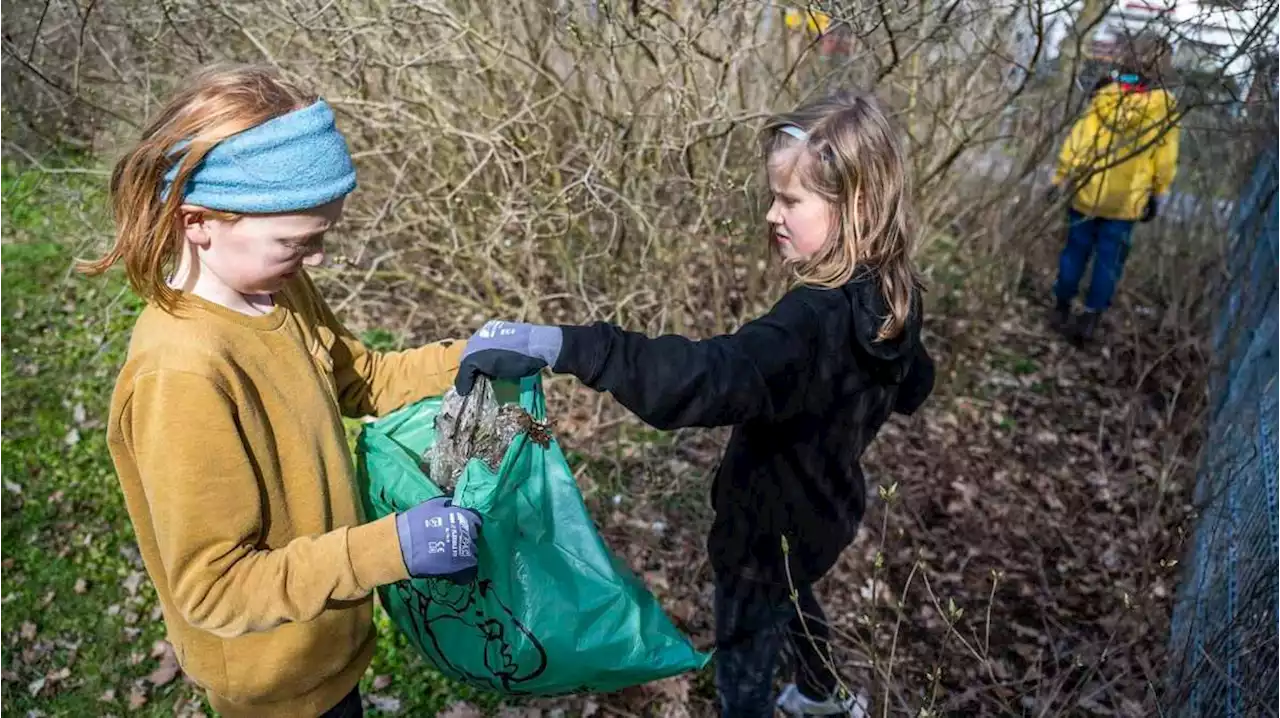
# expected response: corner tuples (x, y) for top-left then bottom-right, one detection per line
(396, 497), (482, 583)
(454, 320), (562, 395)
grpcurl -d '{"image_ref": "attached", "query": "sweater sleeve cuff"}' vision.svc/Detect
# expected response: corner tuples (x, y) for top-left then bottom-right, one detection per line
(552, 324), (603, 382)
(427, 339), (467, 388)
(399, 339), (467, 407)
(347, 514), (410, 590)
(441, 339), (466, 369)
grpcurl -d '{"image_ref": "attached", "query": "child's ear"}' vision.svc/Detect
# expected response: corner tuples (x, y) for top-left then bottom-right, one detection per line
(179, 205), (213, 248)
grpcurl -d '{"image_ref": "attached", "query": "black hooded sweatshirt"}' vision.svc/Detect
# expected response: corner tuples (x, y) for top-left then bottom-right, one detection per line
(552, 272), (935, 584)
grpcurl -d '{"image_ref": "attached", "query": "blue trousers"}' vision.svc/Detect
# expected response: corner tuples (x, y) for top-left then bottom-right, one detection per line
(1054, 208), (1135, 312)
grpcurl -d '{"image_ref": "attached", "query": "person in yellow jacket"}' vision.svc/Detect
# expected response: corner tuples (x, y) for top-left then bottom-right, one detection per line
(1049, 34), (1180, 341)
(782, 6), (849, 56)
(783, 6), (831, 34)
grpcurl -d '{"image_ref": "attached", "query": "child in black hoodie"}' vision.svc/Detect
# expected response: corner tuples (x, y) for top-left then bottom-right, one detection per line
(454, 90), (935, 717)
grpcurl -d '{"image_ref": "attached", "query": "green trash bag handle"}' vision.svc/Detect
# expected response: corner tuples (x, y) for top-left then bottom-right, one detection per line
(450, 374), (546, 516)
(519, 374), (548, 421)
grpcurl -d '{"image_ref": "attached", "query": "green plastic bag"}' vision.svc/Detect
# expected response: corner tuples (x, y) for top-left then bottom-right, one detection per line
(356, 375), (710, 696)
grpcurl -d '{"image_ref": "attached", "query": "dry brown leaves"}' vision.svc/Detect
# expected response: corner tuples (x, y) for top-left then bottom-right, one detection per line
(829, 286), (1205, 716)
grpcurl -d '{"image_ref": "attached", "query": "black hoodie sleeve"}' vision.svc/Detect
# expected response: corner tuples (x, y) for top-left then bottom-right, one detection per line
(551, 291), (821, 430)
(893, 340), (935, 415)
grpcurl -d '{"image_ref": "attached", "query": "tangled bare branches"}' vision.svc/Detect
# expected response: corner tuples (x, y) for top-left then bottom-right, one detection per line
(3, 0), (1277, 714)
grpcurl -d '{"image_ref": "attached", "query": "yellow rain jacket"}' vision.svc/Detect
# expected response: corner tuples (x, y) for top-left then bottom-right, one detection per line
(784, 7), (832, 34)
(1055, 81), (1181, 221)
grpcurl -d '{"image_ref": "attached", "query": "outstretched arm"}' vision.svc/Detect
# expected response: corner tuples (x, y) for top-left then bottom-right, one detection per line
(456, 292), (823, 430)
(554, 293), (821, 429)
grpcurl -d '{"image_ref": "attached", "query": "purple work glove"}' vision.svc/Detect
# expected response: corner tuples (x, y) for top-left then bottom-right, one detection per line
(395, 497), (482, 583)
(455, 320), (563, 395)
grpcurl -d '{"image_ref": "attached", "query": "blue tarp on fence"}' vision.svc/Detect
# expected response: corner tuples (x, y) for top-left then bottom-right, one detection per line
(1167, 141), (1279, 716)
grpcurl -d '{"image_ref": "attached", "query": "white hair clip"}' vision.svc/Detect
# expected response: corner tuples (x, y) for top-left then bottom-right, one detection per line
(779, 125), (809, 141)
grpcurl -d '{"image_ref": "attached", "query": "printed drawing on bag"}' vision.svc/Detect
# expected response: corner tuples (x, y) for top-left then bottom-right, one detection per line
(378, 487), (549, 692)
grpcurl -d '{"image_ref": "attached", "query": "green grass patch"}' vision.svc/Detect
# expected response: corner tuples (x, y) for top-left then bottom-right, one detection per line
(0, 160), (525, 715)
(1011, 357), (1039, 376)
(1, 160), (195, 715)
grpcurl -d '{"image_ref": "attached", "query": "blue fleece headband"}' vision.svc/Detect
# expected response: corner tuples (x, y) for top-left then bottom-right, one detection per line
(161, 99), (357, 213)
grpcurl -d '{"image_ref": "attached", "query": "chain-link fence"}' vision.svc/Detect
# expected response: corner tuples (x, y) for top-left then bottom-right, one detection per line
(1167, 140), (1278, 716)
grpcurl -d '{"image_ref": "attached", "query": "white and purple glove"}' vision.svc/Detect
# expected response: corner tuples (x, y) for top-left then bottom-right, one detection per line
(396, 497), (482, 583)
(455, 320), (563, 395)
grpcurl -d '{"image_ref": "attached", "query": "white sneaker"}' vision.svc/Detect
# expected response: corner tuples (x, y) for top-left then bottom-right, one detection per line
(776, 683), (870, 717)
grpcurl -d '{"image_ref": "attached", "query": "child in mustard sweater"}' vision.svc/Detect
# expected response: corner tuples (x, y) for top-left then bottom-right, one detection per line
(83, 64), (481, 718)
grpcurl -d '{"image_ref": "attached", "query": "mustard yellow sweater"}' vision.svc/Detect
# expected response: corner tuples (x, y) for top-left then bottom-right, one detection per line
(105, 273), (464, 717)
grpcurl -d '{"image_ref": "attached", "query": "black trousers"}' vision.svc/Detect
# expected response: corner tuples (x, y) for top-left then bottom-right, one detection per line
(713, 571), (838, 717)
